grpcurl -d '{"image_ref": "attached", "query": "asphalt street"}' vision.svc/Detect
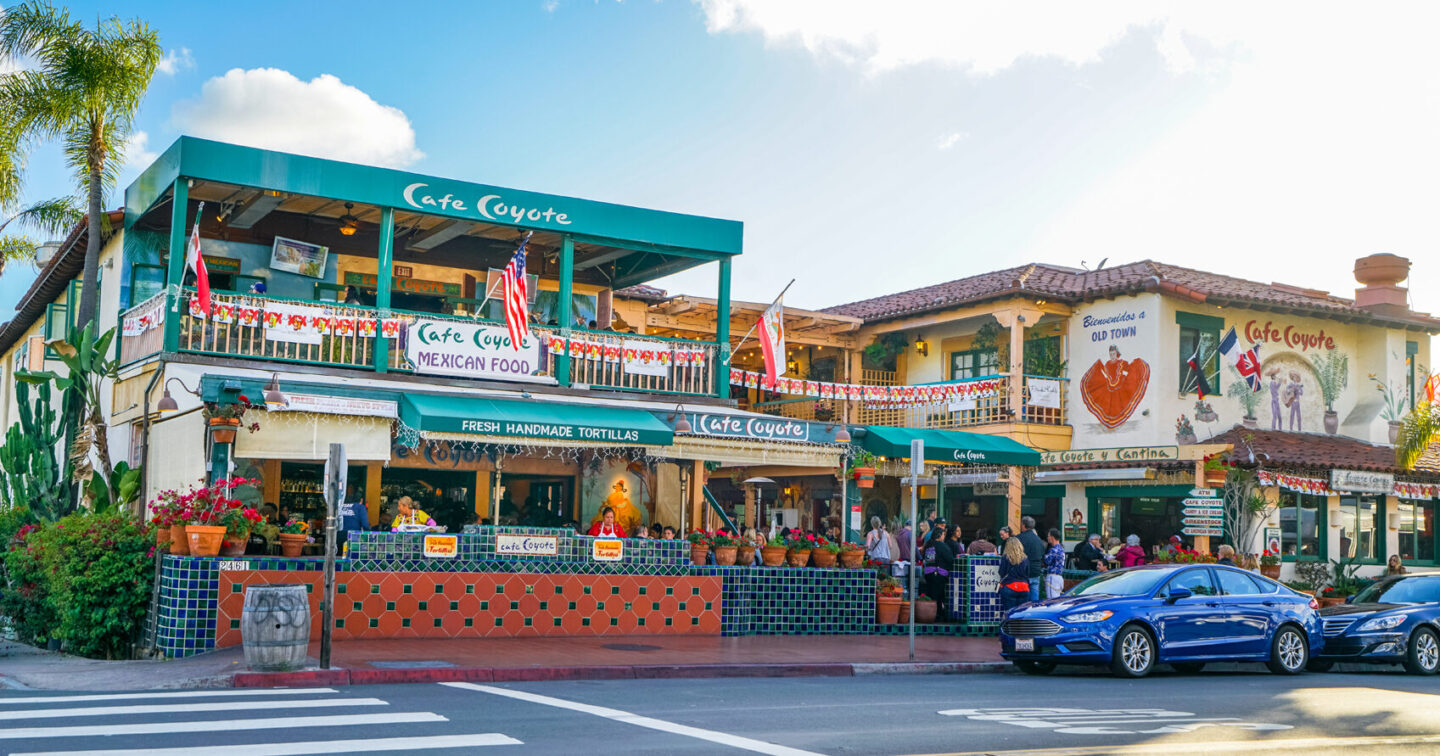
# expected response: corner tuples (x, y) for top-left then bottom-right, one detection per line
(1, 666), (1439, 755)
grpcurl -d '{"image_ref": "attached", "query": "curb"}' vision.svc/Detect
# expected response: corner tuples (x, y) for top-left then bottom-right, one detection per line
(230, 660), (1004, 688)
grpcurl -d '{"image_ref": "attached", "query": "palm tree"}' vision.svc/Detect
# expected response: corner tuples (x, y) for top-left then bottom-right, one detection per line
(0, 1), (161, 327)
(1397, 397), (1440, 469)
(0, 196), (82, 273)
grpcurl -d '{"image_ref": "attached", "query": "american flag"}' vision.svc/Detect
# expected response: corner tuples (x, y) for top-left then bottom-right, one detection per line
(1218, 326), (1263, 391)
(501, 232), (532, 351)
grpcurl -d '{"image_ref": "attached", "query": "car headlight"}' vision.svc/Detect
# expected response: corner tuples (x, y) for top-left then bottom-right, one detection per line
(1357, 615), (1406, 632)
(1061, 610), (1113, 624)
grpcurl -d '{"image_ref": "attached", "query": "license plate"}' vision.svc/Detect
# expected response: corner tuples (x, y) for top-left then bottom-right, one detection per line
(1015, 638), (1035, 652)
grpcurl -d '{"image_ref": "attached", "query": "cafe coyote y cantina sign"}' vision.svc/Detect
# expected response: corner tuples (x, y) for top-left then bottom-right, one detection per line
(495, 534), (559, 557)
(423, 535), (459, 558)
(406, 319), (547, 383)
(592, 538), (624, 562)
(1040, 446), (1179, 466)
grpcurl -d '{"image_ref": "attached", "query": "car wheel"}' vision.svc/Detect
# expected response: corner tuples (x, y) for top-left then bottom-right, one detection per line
(1111, 625), (1155, 678)
(1404, 627), (1440, 675)
(1306, 659), (1334, 673)
(1014, 660), (1056, 676)
(1267, 625), (1308, 675)
(1171, 662), (1205, 674)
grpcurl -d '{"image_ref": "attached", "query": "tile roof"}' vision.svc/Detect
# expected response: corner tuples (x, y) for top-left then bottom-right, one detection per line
(1206, 426), (1440, 478)
(821, 259), (1440, 330)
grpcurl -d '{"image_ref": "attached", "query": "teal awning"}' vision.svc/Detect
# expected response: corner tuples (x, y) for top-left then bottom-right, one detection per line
(860, 426), (1041, 466)
(400, 394), (673, 446)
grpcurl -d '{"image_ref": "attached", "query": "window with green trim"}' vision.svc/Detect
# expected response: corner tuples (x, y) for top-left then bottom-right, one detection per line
(1338, 495), (1383, 563)
(1397, 499), (1435, 564)
(950, 348), (999, 380)
(1278, 491), (1325, 561)
(1176, 311), (1223, 395)
(129, 263), (165, 306)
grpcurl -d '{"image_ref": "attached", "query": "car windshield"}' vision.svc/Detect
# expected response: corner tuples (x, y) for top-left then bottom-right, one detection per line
(1069, 569), (1169, 597)
(1354, 577), (1440, 605)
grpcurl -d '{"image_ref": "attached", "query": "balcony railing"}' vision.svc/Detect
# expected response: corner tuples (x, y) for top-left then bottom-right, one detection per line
(120, 290), (719, 397)
(754, 374), (1069, 430)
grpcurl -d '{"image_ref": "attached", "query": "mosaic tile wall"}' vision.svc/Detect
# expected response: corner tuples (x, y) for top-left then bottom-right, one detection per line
(214, 571), (722, 647)
(691, 566), (874, 636)
(957, 556), (1003, 629)
(157, 556), (326, 658)
(348, 528), (689, 574)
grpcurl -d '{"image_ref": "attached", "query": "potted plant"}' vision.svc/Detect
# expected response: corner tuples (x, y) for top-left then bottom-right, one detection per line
(710, 531), (738, 566)
(1259, 549), (1281, 579)
(812, 536), (841, 568)
(686, 531), (711, 565)
(838, 541), (865, 568)
(736, 534), (757, 567)
(1371, 372), (1409, 444)
(1227, 364), (1264, 429)
(279, 519), (309, 557)
(148, 491), (186, 555)
(1311, 348), (1349, 435)
(1174, 414), (1198, 445)
(761, 532), (789, 567)
(915, 594), (938, 623)
(202, 394), (261, 444)
(1194, 399), (1219, 424)
(847, 449), (878, 489)
(1321, 557), (1364, 607)
(218, 502), (264, 557)
(1201, 453), (1228, 488)
(876, 577), (903, 624)
(785, 531), (816, 567)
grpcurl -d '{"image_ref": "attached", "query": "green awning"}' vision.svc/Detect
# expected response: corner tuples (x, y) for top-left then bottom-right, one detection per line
(400, 394), (673, 446)
(860, 426), (1041, 466)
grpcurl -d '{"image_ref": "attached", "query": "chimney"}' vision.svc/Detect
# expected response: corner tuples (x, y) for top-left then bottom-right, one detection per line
(1354, 253), (1411, 317)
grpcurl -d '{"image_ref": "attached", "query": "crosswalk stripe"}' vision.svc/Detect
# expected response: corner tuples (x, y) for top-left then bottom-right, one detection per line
(0, 689), (339, 705)
(8, 733), (523, 755)
(0, 712), (446, 740)
(0, 697), (386, 721)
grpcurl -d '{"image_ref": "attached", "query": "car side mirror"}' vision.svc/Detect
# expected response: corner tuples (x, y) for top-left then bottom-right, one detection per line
(1344, 594), (1354, 604)
(1165, 586), (1193, 603)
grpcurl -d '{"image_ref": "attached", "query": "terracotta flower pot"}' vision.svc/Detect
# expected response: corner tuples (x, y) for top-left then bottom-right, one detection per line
(690, 544), (710, 565)
(1260, 563), (1281, 579)
(853, 467), (876, 489)
(279, 533), (307, 557)
(220, 537), (248, 557)
(1354, 253), (1410, 285)
(839, 548), (865, 569)
(761, 546), (788, 567)
(713, 545), (738, 566)
(786, 548), (812, 568)
(736, 545), (756, 565)
(915, 599), (938, 623)
(155, 528), (170, 552)
(899, 600), (911, 621)
(209, 416), (241, 445)
(1204, 468), (1227, 487)
(169, 524), (190, 556)
(812, 549), (838, 568)
(186, 524), (227, 557)
(876, 595), (902, 624)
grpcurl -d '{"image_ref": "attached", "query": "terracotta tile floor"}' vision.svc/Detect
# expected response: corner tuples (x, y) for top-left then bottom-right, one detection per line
(314, 634), (1002, 670)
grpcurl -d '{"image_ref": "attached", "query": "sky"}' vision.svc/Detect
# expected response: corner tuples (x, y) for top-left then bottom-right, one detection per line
(3, 0), (1440, 325)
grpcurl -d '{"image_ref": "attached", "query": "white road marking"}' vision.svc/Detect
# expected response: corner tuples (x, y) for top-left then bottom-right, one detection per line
(9, 733), (522, 756)
(444, 681), (821, 756)
(0, 689), (339, 705)
(0, 697), (385, 721)
(0, 712), (446, 740)
(938, 706), (1291, 735)
(932, 732), (1440, 755)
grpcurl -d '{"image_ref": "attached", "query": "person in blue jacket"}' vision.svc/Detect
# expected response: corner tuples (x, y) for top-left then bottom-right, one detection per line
(337, 485), (370, 553)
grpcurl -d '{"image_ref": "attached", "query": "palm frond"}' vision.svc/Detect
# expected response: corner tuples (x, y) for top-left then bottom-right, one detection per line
(1396, 400), (1440, 469)
(0, 194), (80, 235)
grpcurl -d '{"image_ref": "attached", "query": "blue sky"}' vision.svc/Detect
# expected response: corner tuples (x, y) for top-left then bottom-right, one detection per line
(5, 1), (1439, 325)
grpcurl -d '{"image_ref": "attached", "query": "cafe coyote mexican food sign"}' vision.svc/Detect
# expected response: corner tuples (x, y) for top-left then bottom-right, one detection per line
(406, 319), (547, 383)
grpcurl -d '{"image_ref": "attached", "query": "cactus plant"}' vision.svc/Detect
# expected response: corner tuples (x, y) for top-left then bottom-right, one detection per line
(0, 380), (71, 521)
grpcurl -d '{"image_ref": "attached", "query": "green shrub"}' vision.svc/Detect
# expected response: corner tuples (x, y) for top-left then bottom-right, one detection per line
(1, 508), (57, 646)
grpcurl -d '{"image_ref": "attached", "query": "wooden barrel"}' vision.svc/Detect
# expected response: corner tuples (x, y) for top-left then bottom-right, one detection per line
(241, 584), (311, 672)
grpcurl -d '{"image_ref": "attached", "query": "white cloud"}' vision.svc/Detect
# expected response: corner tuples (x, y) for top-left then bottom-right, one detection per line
(122, 131), (158, 172)
(172, 68), (424, 168)
(156, 47), (193, 75)
(937, 131), (968, 150)
(543, 0), (559, 12)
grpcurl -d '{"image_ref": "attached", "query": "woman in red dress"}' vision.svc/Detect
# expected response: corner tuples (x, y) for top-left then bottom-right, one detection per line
(587, 506), (628, 537)
(1081, 344), (1151, 429)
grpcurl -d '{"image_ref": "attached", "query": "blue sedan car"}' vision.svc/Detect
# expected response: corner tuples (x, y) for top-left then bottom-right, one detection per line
(1000, 564), (1323, 677)
(1311, 574), (1440, 674)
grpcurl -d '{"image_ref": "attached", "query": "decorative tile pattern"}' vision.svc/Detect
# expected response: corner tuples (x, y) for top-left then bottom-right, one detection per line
(957, 556), (1002, 629)
(691, 566), (874, 636)
(348, 529), (688, 573)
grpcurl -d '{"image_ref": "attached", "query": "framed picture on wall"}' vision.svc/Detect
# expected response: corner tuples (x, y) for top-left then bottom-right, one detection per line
(270, 236), (329, 279)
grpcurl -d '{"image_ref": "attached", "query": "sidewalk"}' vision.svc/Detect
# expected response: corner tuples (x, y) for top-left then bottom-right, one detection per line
(0, 635), (1007, 691)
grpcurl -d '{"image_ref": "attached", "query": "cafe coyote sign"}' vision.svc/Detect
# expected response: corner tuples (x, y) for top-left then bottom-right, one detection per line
(1243, 320), (1337, 353)
(403, 183), (573, 227)
(406, 319), (547, 383)
(1040, 446), (1180, 466)
(495, 534), (559, 557)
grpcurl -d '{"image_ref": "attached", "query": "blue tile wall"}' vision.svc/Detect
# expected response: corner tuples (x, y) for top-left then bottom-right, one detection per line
(348, 529), (688, 573)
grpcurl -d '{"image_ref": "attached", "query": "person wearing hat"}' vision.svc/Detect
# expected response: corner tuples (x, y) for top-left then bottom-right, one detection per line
(1162, 534), (1185, 559)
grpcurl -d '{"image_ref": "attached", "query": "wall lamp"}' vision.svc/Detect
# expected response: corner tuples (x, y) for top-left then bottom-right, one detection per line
(914, 335), (929, 357)
(667, 404), (693, 434)
(825, 422), (852, 443)
(156, 378), (200, 413)
(263, 373), (289, 409)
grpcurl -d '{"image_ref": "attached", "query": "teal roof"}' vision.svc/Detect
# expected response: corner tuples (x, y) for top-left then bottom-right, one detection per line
(400, 393), (673, 447)
(861, 426), (1041, 466)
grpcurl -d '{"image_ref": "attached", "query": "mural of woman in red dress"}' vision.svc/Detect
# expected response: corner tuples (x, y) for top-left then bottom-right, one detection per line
(1081, 345), (1151, 429)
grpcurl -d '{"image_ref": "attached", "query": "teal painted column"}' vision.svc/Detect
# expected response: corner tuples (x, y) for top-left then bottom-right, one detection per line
(556, 235), (574, 387)
(208, 433), (231, 485)
(162, 179), (189, 354)
(374, 207), (395, 373)
(715, 257), (732, 397)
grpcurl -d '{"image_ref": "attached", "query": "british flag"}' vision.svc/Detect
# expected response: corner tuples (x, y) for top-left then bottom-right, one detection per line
(1218, 327), (1263, 391)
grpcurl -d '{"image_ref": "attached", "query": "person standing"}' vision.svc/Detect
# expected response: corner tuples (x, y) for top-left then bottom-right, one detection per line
(999, 537), (1031, 614)
(337, 485), (370, 554)
(967, 529), (997, 555)
(921, 525), (956, 614)
(865, 516), (893, 564)
(587, 506), (627, 537)
(997, 526), (1014, 553)
(1044, 528), (1066, 599)
(390, 496), (435, 530)
(895, 518), (914, 564)
(1017, 516), (1046, 602)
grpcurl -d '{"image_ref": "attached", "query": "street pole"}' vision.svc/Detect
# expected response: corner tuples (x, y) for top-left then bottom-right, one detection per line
(321, 442), (346, 670)
(909, 439), (923, 662)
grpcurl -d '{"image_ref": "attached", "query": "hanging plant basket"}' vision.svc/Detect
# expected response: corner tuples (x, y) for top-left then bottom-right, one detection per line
(209, 416), (241, 444)
(852, 467), (876, 489)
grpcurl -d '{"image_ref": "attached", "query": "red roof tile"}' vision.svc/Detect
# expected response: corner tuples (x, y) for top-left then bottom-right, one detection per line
(1207, 426), (1440, 478)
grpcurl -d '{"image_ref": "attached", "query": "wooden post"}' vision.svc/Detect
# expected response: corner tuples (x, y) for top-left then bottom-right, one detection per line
(1193, 458), (1210, 554)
